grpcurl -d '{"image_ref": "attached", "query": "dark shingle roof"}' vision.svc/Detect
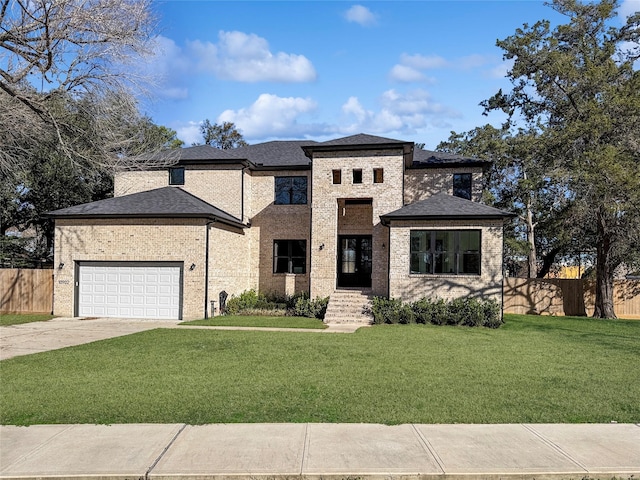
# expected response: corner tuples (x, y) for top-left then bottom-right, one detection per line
(314, 133), (408, 147)
(47, 187), (246, 228)
(142, 136), (491, 170)
(380, 193), (514, 224)
(412, 149), (490, 168)
(233, 140), (316, 168)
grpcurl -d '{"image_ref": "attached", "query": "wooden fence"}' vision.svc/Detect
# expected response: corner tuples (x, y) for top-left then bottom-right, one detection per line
(0, 269), (53, 314)
(503, 277), (640, 319)
(1, 268), (638, 318)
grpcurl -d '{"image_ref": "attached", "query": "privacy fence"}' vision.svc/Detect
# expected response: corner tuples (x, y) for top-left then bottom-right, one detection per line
(0, 269), (54, 314)
(1, 269), (639, 318)
(503, 277), (640, 319)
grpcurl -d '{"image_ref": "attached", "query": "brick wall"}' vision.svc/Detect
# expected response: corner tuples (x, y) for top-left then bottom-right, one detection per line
(115, 166), (245, 221)
(54, 217), (257, 319)
(404, 167), (483, 203)
(310, 149), (405, 299)
(388, 219), (504, 303)
(248, 171), (311, 296)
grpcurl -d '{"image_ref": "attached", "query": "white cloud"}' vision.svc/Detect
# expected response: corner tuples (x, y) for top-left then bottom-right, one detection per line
(388, 64), (429, 83)
(217, 93), (319, 138)
(187, 31), (317, 83)
(487, 58), (514, 79)
(344, 5), (377, 26)
(619, 0), (639, 19)
(340, 89), (460, 135)
(176, 121), (202, 145)
(400, 53), (447, 70)
(390, 52), (497, 83)
(144, 35), (192, 99)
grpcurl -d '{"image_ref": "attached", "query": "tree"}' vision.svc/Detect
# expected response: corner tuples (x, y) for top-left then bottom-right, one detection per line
(0, 108), (182, 265)
(200, 120), (248, 149)
(482, 0), (640, 317)
(437, 125), (578, 279)
(0, 0), (159, 174)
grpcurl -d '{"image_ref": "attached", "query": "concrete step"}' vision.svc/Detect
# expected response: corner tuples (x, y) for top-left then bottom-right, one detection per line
(324, 289), (373, 325)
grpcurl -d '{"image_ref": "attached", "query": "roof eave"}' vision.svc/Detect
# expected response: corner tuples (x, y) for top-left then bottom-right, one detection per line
(380, 213), (515, 226)
(49, 213), (248, 229)
(303, 142), (413, 159)
(249, 164), (311, 171)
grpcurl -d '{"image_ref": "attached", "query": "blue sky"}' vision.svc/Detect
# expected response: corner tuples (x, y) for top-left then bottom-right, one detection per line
(143, 0), (639, 148)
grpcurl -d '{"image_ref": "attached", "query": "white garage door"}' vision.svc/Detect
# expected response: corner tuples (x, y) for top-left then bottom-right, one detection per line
(77, 263), (182, 319)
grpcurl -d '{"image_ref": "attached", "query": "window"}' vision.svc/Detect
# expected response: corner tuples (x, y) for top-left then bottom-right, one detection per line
(373, 168), (384, 183)
(353, 169), (362, 184)
(275, 176), (307, 205)
(273, 240), (307, 274)
(410, 230), (481, 275)
(453, 173), (472, 200)
(332, 169), (342, 184)
(169, 167), (185, 185)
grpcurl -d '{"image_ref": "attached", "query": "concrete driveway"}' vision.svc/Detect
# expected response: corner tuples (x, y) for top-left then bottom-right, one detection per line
(0, 317), (180, 360)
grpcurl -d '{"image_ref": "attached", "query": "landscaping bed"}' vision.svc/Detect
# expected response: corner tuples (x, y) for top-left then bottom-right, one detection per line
(181, 315), (326, 329)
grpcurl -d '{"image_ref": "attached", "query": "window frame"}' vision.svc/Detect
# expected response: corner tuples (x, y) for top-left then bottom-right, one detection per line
(273, 239), (307, 274)
(410, 229), (481, 275)
(453, 173), (472, 200)
(352, 169), (363, 184)
(332, 169), (342, 184)
(373, 168), (384, 184)
(274, 176), (308, 205)
(169, 167), (185, 186)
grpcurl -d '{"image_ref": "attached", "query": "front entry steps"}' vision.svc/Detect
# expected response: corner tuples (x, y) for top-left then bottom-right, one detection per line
(324, 288), (374, 325)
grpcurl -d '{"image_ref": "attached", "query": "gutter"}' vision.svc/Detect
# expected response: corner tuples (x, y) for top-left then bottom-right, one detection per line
(204, 220), (215, 318)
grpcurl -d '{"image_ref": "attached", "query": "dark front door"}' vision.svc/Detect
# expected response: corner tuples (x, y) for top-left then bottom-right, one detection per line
(338, 235), (372, 288)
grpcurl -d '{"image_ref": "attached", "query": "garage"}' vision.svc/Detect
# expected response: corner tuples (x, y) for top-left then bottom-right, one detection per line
(76, 262), (182, 320)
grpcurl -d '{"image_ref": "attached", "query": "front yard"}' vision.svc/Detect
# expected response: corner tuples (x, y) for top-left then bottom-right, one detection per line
(1, 314), (638, 425)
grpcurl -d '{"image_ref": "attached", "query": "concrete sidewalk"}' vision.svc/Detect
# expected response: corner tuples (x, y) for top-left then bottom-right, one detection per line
(1, 423), (638, 479)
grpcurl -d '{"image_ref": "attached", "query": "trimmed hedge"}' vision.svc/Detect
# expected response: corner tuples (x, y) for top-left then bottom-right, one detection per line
(224, 290), (329, 320)
(368, 296), (502, 328)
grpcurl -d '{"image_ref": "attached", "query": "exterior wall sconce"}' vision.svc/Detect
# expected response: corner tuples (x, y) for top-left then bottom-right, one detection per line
(58, 262), (64, 269)
(319, 243), (325, 250)
(189, 263), (196, 271)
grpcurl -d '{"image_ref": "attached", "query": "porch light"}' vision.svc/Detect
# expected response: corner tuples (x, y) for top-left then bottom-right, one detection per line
(189, 263), (196, 271)
(58, 262), (64, 269)
(319, 243), (325, 250)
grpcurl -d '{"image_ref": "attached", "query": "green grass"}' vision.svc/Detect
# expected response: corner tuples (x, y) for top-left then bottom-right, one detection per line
(181, 315), (327, 329)
(0, 313), (54, 326)
(1, 314), (639, 425)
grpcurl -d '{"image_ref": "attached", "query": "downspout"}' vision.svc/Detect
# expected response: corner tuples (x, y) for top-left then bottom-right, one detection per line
(204, 220), (215, 318)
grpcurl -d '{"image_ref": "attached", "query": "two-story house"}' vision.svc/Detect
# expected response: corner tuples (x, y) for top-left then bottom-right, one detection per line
(48, 134), (512, 321)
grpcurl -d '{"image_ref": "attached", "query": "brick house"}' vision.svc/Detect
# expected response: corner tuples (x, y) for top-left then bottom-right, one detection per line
(48, 134), (513, 321)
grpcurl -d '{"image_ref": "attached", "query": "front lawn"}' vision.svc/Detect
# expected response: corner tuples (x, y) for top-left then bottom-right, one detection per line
(181, 315), (326, 329)
(1, 314), (638, 425)
(0, 313), (54, 327)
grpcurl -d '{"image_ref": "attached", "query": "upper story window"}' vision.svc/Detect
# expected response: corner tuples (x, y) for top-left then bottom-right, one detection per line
(373, 168), (384, 183)
(352, 169), (363, 184)
(410, 230), (481, 275)
(275, 176), (307, 205)
(453, 173), (472, 200)
(169, 167), (185, 185)
(332, 169), (342, 184)
(273, 240), (307, 274)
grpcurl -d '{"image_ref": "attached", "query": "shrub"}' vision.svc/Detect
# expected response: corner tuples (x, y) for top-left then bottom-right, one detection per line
(481, 298), (502, 328)
(411, 297), (447, 325)
(375, 296), (503, 328)
(224, 289), (276, 315)
(290, 295), (329, 319)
